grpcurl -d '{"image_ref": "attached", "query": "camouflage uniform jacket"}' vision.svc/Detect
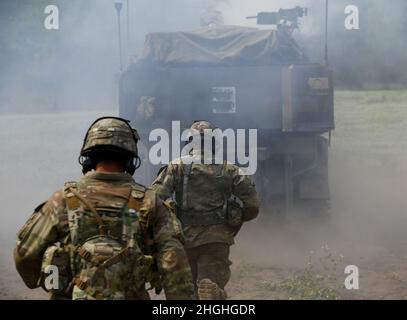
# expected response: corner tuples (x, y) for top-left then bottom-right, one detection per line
(14, 171), (194, 300)
(152, 154), (259, 249)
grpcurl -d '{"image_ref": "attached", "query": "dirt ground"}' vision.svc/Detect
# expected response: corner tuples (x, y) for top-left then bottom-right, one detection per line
(1, 90), (407, 300)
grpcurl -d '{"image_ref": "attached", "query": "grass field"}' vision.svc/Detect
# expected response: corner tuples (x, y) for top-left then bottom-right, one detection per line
(333, 90), (407, 157)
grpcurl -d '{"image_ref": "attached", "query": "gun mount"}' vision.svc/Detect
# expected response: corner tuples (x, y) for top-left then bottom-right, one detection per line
(246, 6), (308, 33)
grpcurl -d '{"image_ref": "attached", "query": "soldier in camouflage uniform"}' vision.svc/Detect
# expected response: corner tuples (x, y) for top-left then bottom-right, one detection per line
(14, 117), (194, 300)
(152, 121), (259, 300)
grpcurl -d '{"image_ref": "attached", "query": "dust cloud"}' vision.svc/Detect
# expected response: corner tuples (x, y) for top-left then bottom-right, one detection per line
(0, 1), (406, 299)
(234, 91), (407, 272)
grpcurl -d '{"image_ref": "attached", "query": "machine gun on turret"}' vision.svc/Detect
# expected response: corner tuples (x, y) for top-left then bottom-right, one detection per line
(246, 6), (308, 34)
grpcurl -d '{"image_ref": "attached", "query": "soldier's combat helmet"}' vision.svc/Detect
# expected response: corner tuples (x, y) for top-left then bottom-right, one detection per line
(79, 117), (140, 174)
(187, 120), (219, 155)
(189, 120), (217, 136)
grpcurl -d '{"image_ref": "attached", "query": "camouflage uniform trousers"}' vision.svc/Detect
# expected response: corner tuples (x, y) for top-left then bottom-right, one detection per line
(186, 243), (232, 293)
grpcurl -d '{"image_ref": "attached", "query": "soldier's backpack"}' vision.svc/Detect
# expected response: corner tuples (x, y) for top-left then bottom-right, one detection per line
(176, 161), (244, 229)
(59, 181), (155, 300)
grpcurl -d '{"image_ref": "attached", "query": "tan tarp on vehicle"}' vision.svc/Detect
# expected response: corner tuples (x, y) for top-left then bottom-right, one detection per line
(137, 26), (308, 67)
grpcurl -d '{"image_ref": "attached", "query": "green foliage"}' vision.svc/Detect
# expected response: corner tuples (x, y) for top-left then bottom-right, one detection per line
(261, 245), (344, 300)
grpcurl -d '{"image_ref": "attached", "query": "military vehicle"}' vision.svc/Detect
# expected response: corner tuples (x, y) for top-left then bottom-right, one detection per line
(119, 6), (334, 217)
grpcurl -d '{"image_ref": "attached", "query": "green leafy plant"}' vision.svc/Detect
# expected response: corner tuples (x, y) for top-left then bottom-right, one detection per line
(275, 245), (344, 300)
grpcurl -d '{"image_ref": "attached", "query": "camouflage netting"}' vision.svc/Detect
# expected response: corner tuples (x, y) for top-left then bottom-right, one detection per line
(135, 26), (309, 67)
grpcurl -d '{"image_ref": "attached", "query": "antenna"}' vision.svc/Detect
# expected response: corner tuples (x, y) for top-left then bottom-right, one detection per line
(126, 0), (130, 58)
(114, 2), (123, 71)
(324, 0), (329, 66)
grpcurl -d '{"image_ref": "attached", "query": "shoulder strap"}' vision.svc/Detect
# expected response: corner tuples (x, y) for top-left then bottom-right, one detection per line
(127, 184), (146, 212)
(127, 184), (156, 251)
(64, 182), (80, 245)
(181, 163), (193, 212)
(64, 182), (80, 211)
(223, 161), (234, 196)
(127, 184), (157, 226)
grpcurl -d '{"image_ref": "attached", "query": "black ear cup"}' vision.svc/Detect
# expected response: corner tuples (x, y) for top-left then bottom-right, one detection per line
(125, 156), (141, 175)
(79, 156), (95, 175)
(135, 156), (141, 170)
(125, 159), (136, 176)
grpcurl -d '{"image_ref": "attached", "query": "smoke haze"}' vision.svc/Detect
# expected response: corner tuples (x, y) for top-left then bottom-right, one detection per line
(0, 0), (407, 299)
(1, 0), (406, 115)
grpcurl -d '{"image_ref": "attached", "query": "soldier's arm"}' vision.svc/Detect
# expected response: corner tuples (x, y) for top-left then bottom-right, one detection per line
(13, 190), (65, 289)
(232, 168), (260, 222)
(149, 194), (194, 300)
(151, 164), (177, 201)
